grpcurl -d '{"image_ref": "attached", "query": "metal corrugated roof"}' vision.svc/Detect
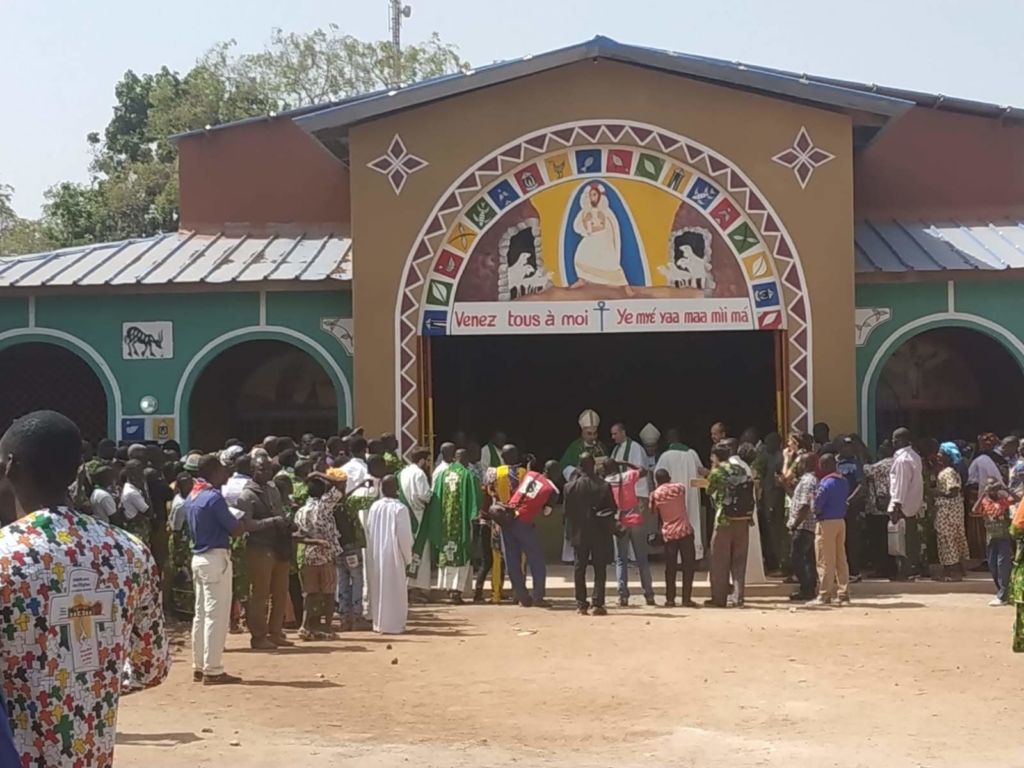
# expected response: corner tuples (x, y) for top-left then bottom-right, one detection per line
(855, 221), (1024, 273)
(0, 231), (352, 289)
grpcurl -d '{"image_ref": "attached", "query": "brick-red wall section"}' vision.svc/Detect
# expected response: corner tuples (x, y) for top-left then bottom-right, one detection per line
(177, 118), (350, 234)
(855, 107), (1024, 221)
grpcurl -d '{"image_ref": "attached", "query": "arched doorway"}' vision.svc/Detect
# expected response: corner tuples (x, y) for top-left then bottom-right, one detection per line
(874, 326), (1024, 443)
(188, 340), (338, 450)
(0, 342), (109, 442)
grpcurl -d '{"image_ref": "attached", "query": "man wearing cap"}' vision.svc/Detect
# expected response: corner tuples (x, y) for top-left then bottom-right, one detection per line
(560, 410), (608, 561)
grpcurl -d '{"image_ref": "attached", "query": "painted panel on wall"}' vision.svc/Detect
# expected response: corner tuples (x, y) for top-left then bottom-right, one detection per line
(122, 321), (173, 359)
(421, 144), (785, 337)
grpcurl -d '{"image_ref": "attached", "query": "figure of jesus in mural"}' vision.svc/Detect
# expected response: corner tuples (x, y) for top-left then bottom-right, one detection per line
(569, 182), (634, 296)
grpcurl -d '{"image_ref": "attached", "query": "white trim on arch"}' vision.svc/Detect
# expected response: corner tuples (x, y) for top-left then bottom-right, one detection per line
(172, 325), (354, 439)
(0, 327), (124, 428)
(859, 311), (1024, 440)
(393, 119), (815, 448)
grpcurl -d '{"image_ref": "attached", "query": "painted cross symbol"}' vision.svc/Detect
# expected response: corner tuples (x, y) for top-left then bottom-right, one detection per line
(594, 300), (609, 331)
(48, 569), (114, 672)
(52, 714), (74, 752)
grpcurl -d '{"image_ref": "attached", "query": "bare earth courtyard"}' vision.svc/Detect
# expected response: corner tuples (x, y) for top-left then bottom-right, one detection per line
(113, 587), (1022, 768)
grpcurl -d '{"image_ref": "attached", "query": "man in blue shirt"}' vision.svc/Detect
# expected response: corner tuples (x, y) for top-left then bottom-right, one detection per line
(813, 453), (851, 606)
(186, 454), (289, 684)
(837, 436), (866, 582)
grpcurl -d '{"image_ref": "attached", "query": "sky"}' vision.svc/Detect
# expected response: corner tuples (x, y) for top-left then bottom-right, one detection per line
(1, 0), (1022, 217)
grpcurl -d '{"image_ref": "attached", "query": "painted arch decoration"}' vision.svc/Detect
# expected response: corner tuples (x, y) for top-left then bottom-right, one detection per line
(395, 121), (813, 452)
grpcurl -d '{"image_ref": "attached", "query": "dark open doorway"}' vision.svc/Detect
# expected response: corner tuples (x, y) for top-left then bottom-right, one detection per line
(875, 326), (1024, 443)
(189, 340), (337, 450)
(429, 331), (778, 460)
(0, 342), (108, 443)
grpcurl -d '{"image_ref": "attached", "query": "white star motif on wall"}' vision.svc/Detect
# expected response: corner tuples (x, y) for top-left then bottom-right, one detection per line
(772, 127), (834, 189)
(368, 134), (428, 195)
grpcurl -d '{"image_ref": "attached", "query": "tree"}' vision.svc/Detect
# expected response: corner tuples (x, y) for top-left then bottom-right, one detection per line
(0, 183), (54, 257)
(36, 27), (467, 250)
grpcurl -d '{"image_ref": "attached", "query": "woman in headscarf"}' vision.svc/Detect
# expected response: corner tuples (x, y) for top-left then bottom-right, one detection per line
(967, 433), (1002, 559)
(935, 443), (970, 581)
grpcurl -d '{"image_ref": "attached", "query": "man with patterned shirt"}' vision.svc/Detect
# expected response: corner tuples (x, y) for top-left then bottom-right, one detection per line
(786, 453), (819, 601)
(294, 476), (342, 640)
(0, 411), (170, 767)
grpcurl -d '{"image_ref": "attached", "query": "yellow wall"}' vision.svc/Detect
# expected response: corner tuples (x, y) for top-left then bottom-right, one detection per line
(349, 59), (856, 437)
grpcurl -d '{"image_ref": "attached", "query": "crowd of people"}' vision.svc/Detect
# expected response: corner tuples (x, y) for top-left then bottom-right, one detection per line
(1, 407), (1024, 766)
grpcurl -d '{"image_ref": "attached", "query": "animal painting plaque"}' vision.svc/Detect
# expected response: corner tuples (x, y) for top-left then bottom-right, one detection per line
(122, 321), (173, 360)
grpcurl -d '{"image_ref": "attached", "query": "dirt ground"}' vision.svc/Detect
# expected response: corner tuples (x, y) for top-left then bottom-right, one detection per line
(114, 592), (1023, 768)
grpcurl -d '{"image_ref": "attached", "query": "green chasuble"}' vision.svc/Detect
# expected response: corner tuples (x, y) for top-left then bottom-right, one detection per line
(412, 463), (481, 570)
(560, 438), (608, 471)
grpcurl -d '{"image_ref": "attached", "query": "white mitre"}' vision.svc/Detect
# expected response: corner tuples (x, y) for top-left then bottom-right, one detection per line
(578, 409), (600, 429)
(639, 423), (661, 448)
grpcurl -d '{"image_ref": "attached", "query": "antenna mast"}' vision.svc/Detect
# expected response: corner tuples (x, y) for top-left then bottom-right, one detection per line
(389, 0), (413, 87)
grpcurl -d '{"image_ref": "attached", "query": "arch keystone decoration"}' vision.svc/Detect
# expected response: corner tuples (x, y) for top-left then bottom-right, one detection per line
(393, 121), (814, 453)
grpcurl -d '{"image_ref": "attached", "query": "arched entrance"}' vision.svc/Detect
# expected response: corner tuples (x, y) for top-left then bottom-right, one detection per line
(0, 342), (109, 442)
(392, 120), (813, 454)
(874, 326), (1024, 443)
(188, 340), (338, 450)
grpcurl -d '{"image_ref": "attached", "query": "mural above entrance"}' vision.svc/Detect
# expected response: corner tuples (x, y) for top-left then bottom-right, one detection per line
(420, 144), (785, 336)
(395, 120), (814, 452)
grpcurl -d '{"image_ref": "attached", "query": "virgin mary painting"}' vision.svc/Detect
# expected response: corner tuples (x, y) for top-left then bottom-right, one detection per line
(563, 181), (646, 295)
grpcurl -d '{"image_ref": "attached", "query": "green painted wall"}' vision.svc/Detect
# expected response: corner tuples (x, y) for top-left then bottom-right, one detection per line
(855, 279), (1024, 448)
(0, 288), (352, 449)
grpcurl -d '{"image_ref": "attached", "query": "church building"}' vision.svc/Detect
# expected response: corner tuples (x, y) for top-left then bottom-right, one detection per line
(2, 37), (1023, 454)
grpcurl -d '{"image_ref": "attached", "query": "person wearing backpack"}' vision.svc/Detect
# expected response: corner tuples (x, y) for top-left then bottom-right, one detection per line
(705, 441), (756, 607)
(813, 453), (852, 605)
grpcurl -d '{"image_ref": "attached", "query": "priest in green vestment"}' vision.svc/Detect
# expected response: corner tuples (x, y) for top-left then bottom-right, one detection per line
(412, 448), (483, 603)
(560, 409), (608, 481)
(480, 431), (507, 469)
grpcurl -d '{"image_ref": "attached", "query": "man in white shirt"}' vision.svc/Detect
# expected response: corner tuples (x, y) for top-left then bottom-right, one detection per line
(399, 448), (433, 597)
(610, 423), (650, 499)
(341, 436), (370, 494)
(88, 465), (118, 524)
(121, 460), (150, 522)
(889, 427), (924, 580)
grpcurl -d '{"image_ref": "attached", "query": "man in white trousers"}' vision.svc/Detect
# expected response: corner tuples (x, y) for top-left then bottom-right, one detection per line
(186, 455), (246, 684)
(365, 475), (415, 634)
(399, 448), (434, 600)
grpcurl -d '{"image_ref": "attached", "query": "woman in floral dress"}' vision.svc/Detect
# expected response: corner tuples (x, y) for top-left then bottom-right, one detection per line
(934, 444), (970, 581)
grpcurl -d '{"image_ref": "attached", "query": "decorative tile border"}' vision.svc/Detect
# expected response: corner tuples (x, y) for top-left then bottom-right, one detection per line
(392, 121), (814, 453)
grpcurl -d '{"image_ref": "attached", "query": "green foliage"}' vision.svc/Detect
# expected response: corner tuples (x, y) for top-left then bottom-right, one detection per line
(0, 183), (54, 257)
(17, 27), (467, 253)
